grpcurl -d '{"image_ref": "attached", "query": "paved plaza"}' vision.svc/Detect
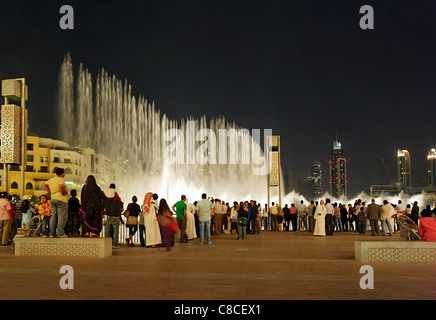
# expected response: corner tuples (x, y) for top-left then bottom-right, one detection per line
(1, 230), (436, 301)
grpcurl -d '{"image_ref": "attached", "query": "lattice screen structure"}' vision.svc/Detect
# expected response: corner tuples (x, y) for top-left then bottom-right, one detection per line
(1, 104), (22, 164)
(368, 248), (436, 262)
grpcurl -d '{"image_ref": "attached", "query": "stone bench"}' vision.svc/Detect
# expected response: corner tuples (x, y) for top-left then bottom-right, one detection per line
(355, 241), (436, 262)
(14, 237), (112, 258)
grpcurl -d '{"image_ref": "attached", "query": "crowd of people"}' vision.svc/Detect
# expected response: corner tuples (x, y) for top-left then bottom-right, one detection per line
(1, 168), (436, 250)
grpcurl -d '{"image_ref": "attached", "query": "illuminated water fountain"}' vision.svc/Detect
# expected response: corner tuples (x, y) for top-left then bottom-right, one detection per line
(58, 54), (276, 205)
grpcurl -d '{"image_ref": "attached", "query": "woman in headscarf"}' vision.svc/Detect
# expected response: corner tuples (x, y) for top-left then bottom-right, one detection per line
(158, 198), (178, 252)
(143, 192), (161, 248)
(80, 175), (107, 237)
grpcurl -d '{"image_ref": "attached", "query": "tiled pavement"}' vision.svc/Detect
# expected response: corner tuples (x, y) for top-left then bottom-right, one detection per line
(1, 230), (436, 301)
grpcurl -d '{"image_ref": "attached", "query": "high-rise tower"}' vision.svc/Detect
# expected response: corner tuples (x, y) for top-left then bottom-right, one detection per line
(329, 135), (347, 198)
(397, 149), (411, 186)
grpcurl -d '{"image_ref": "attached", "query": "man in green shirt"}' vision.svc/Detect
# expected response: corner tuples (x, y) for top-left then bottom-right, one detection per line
(172, 195), (188, 243)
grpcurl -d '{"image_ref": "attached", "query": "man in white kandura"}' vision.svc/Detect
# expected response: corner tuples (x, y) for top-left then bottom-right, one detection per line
(314, 199), (327, 236)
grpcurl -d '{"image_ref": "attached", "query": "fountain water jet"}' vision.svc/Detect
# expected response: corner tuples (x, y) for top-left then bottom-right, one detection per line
(58, 54), (276, 205)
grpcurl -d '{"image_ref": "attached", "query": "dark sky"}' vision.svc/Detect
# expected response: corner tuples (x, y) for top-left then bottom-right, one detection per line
(0, 0), (435, 197)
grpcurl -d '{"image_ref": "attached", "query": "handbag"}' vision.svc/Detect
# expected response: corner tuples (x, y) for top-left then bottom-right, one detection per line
(169, 218), (180, 234)
(126, 215), (138, 226)
(238, 217), (247, 226)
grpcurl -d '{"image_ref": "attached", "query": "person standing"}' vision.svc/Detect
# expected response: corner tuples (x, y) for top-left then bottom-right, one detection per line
(348, 204), (354, 231)
(172, 195), (188, 243)
(143, 192), (162, 248)
(104, 189), (124, 248)
(262, 204), (269, 231)
(282, 204), (291, 231)
(307, 200), (315, 232)
(249, 200), (259, 235)
(237, 201), (249, 240)
(269, 202), (278, 231)
(395, 200), (404, 231)
(230, 202), (238, 234)
(380, 200), (393, 236)
(314, 200), (327, 236)
(0, 192), (12, 245)
(333, 203), (342, 232)
(340, 204), (348, 231)
(158, 199), (177, 252)
(298, 200), (308, 231)
(212, 198), (222, 236)
(125, 196), (141, 247)
(411, 201), (420, 225)
(221, 201), (229, 234)
(357, 207), (367, 234)
(352, 201), (362, 232)
(20, 196), (34, 229)
(67, 189), (81, 237)
(43, 168), (69, 238)
(80, 175), (107, 237)
(138, 206), (146, 247)
(185, 199), (198, 240)
(289, 204), (298, 231)
(325, 199), (334, 235)
(38, 194), (52, 237)
(196, 193), (214, 244)
(366, 199), (381, 236)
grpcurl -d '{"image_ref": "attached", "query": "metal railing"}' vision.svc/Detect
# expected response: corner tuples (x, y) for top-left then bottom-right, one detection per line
(101, 216), (141, 245)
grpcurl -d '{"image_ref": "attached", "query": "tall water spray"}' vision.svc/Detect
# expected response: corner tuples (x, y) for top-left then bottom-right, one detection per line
(58, 54), (278, 204)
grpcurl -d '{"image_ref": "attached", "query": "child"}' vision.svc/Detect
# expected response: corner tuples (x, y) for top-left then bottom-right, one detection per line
(20, 196), (35, 228)
(358, 206), (367, 234)
(38, 194), (52, 238)
(67, 189), (81, 237)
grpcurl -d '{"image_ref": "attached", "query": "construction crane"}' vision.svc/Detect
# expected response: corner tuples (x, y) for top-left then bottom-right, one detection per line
(381, 157), (395, 184)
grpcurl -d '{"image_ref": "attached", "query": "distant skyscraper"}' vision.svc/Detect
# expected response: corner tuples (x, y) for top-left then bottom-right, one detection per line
(329, 135), (347, 198)
(285, 169), (294, 193)
(427, 148), (436, 186)
(397, 149), (411, 186)
(298, 161), (324, 200)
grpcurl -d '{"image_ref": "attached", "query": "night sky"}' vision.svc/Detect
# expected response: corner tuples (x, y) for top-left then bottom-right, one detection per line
(0, 0), (435, 197)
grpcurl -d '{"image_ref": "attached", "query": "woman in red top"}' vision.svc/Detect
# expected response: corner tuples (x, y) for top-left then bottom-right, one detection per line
(419, 206), (436, 241)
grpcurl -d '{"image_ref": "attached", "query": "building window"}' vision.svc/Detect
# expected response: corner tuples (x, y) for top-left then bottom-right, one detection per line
(27, 143), (33, 151)
(65, 167), (72, 174)
(40, 166), (48, 173)
(11, 182), (18, 189)
(26, 165), (34, 172)
(26, 182), (33, 190)
(40, 156), (48, 163)
(27, 154), (34, 162)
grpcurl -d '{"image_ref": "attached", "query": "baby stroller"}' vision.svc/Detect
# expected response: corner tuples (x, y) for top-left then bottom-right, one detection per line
(11, 215), (43, 251)
(396, 214), (421, 241)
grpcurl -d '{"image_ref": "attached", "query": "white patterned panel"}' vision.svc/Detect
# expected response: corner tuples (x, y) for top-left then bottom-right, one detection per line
(269, 151), (279, 186)
(1, 104), (22, 164)
(368, 248), (436, 262)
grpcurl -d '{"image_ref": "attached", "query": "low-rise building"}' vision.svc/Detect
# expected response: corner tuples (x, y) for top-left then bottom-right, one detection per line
(1, 132), (120, 199)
